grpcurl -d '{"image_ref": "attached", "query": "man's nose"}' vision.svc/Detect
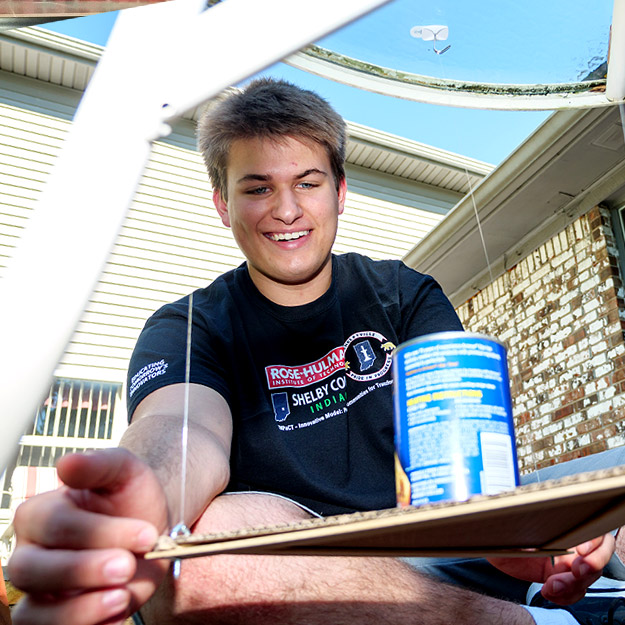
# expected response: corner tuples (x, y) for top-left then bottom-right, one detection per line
(271, 189), (303, 223)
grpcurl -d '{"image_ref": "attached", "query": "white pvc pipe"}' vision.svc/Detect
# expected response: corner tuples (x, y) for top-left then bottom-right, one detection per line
(157, 0), (394, 123)
(0, 0), (389, 474)
(607, 0), (625, 102)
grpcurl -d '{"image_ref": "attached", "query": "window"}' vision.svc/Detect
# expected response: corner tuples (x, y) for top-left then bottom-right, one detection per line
(1, 379), (123, 513)
(30, 378), (118, 443)
(610, 204), (625, 279)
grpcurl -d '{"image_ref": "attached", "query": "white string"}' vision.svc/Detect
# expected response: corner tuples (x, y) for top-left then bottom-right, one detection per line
(465, 167), (494, 285)
(180, 291), (194, 527)
(169, 292), (194, 579)
(462, 166), (534, 482)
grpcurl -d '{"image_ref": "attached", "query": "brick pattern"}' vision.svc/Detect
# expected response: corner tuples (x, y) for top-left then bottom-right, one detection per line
(455, 206), (625, 474)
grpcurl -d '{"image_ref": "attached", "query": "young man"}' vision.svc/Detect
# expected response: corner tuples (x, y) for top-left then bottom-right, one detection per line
(8, 79), (616, 625)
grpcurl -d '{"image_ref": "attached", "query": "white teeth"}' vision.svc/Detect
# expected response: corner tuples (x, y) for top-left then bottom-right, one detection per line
(270, 230), (309, 241)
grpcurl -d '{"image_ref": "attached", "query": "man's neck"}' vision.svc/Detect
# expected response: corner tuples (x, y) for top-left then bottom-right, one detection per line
(247, 262), (333, 307)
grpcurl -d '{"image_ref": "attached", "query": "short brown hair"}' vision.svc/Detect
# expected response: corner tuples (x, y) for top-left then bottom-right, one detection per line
(197, 78), (347, 199)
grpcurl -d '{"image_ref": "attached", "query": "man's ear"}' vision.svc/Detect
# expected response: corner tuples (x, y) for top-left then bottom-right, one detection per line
(213, 189), (231, 227)
(337, 177), (347, 215)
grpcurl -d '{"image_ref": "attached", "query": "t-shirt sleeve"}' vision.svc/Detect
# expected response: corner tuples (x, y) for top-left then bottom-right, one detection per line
(397, 263), (464, 341)
(126, 297), (231, 422)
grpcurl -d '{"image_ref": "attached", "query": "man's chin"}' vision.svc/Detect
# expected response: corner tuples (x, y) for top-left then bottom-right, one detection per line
(252, 258), (331, 286)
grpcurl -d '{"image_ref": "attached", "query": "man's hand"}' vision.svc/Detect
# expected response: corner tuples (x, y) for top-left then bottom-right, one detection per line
(8, 448), (170, 625)
(489, 533), (615, 605)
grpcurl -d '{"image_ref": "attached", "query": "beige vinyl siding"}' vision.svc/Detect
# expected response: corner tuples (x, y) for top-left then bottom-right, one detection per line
(335, 191), (444, 259)
(56, 137), (242, 382)
(0, 71), (79, 272)
(336, 165), (459, 260)
(0, 74), (229, 382)
(0, 104), (67, 272)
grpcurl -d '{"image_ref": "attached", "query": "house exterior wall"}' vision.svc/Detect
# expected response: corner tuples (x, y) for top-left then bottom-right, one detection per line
(455, 205), (625, 474)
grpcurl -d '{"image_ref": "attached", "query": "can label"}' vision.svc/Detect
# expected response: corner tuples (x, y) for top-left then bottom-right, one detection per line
(393, 332), (519, 507)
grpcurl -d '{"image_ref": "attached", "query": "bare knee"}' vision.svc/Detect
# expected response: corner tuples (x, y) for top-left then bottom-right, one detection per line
(140, 493), (317, 623)
(193, 492), (315, 535)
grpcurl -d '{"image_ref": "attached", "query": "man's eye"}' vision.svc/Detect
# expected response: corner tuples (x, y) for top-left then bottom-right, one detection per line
(298, 182), (317, 189)
(247, 186), (269, 195)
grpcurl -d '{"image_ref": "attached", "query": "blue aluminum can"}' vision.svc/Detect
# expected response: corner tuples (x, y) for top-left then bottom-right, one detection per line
(393, 332), (519, 507)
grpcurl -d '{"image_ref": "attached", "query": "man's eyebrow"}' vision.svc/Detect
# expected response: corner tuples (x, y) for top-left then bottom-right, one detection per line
(296, 168), (327, 179)
(235, 169), (328, 185)
(236, 174), (270, 184)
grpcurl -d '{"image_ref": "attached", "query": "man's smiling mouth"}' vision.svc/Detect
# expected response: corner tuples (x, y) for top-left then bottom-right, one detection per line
(267, 230), (310, 241)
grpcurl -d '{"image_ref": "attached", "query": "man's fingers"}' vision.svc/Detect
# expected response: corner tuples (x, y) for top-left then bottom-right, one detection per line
(549, 534), (615, 577)
(568, 533), (615, 582)
(541, 571), (600, 605)
(12, 588), (131, 625)
(542, 534), (615, 605)
(575, 533), (615, 568)
(9, 545), (136, 593)
(8, 449), (168, 624)
(42, 509), (157, 552)
(572, 533), (615, 582)
(14, 495), (158, 552)
(55, 449), (168, 529)
(56, 448), (145, 494)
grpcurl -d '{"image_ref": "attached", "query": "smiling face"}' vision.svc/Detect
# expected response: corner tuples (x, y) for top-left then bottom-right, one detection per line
(213, 135), (347, 306)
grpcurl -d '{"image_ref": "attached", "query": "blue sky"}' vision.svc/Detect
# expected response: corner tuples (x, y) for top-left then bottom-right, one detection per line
(37, 3), (611, 165)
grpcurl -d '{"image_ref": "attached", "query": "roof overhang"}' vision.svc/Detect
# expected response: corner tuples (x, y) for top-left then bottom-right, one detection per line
(404, 105), (625, 306)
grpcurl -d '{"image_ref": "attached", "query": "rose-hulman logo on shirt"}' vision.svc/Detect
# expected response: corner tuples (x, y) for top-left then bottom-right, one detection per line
(265, 331), (395, 390)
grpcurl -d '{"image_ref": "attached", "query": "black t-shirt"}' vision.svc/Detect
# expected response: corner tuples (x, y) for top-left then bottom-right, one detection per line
(127, 253), (463, 515)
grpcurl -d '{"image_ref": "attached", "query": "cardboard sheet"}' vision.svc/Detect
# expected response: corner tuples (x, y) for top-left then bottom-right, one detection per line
(145, 466), (625, 561)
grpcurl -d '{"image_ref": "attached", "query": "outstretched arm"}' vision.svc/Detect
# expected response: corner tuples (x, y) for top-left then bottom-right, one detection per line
(9, 383), (232, 625)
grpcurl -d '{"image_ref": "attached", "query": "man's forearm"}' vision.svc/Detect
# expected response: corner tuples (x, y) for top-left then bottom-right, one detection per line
(120, 415), (230, 532)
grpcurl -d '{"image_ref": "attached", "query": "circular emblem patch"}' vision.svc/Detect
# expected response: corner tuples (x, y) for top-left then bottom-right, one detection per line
(344, 331), (395, 382)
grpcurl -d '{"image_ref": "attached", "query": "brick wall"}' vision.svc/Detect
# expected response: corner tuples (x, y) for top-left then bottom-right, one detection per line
(455, 206), (625, 474)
